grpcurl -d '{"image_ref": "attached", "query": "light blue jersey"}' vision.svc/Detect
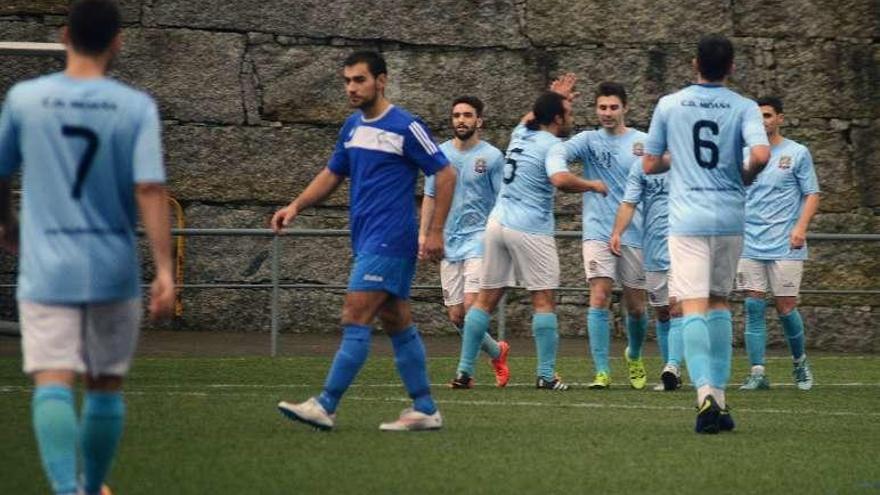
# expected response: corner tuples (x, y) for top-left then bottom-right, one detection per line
(489, 124), (569, 236)
(0, 73), (165, 303)
(645, 84), (768, 236)
(424, 139), (503, 262)
(622, 163), (669, 271)
(743, 138), (819, 260)
(547, 128), (645, 246)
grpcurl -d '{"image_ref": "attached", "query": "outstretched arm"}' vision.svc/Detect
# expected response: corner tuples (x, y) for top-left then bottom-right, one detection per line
(549, 172), (607, 195)
(271, 167), (344, 232)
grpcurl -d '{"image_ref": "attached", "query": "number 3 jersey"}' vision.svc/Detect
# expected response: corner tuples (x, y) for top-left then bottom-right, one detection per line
(644, 84), (768, 237)
(0, 73), (165, 303)
(489, 123), (569, 236)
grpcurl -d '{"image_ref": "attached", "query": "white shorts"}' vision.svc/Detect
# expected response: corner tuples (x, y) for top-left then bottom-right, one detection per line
(440, 258), (482, 306)
(20, 299), (142, 377)
(645, 271), (669, 307)
(668, 235), (743, 300)
(736, 258), (804, 297)
(582, 240), (646, 289)
(481, 219), (559, 291)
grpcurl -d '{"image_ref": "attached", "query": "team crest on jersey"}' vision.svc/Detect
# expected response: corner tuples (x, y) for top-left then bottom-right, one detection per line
(632, 141), (645, 157)
(778, 156), (793, 169)
(474, 158), (488, 174)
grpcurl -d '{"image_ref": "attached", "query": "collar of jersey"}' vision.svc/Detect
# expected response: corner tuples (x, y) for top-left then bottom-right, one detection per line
(360, 104), (395, 123)
(695, 82), (724, 88)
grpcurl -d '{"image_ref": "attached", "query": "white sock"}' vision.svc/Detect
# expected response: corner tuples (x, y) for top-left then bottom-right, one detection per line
(697, 385), (713, 405)
(751, 364), (765, 375)
(712, 387), (726, 409)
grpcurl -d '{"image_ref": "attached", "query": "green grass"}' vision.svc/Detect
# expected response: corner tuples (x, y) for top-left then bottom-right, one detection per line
(2, 354), (879, 494)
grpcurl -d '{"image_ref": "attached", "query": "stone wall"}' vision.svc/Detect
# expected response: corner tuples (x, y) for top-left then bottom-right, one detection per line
(0, 1), (878, 351)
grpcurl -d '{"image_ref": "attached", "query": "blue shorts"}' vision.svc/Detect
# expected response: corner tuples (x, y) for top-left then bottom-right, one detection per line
(348, 253), (417, 300)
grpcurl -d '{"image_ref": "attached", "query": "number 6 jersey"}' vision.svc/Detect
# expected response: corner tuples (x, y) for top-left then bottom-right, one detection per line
(644, 84), (767, 237)
(489, 123), (569, 236)
(0, 73), (165, 303)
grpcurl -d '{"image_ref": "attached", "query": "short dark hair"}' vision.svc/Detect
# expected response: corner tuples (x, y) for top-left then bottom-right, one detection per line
(451, 96), (484, 117)
(67, 0), (121, 56)
(526, 92), (566, 131)
(343, 51), (387, 78)
(696, 34), (734, 82)
(756, 96), (783, 114)
(595, 81), (627, 106)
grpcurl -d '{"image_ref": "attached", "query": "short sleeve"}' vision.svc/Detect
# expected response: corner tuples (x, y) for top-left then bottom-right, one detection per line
(133, 98), (166, 183)
(741, 102), (769, 149)
(404, 119), (448, 176)
(622, 162), (644, 204)
(0, 91), (22, 178)
(644, 99), (668, 156)
(545, 141), (571, 177)
(327, 122), (351, 177)
(794, 147), (820, 195)
(424, 174), (436, 198)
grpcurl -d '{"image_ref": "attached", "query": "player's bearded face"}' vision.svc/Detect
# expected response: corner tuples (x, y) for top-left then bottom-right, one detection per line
(451, 103), (481, 141)
(596, 95), (626, 130)
(343, 63), (383, 110)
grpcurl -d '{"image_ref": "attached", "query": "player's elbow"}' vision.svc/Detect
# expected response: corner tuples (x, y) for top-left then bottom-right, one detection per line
(549, 172), (571, 190)
(135, 182), (167, 197)
(751, 145), (770, 167)
(642, 155), (660, 174)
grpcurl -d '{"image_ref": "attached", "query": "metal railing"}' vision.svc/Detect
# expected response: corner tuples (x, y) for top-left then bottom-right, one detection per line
(12, 227), (879, 353)
(1, 228), (879, 351)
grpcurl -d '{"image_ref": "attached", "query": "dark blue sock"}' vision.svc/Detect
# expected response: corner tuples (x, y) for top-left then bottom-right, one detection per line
(81, 392), (125, 494)
(32, 384), (78, 495)
(391, 326), (436, 415)
(318, 324), (371, 414)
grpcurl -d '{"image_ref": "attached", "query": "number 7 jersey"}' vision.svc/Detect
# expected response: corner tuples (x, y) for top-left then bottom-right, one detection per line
(489, 123), (569, 236)
(0, 73), (165, 303)
(644, 84), (767, 236)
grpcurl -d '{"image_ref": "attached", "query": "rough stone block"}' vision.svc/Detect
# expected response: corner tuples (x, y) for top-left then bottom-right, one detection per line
(113, 29), (245, 124)
(785, 127), (860, 213)
(150, 0), (526, 48)
(253, 45), (546, 127)
(163, 124), (345, 204)
(774, 41), (878, 120)
(851, 120), (880, 208)
(526, 0), (732, 46)
(0, 1), (141, 23)
(734, 0), (879, 39)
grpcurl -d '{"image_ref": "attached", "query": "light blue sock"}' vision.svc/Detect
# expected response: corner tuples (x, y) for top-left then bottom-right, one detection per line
(453, 322), (500, 359)
(456, 308), (491, 376)
(626, 312), (648, 359)
(81, 392), (125, 495)
(656, 318), (671, 364)
(780, 309), (806, 360)
(32, 384), (78, 495)
(744, 297), (767, 366)
(391, 326), (436, 415)
(587, 308), (611, 374)
(707, 310), (733, 389)
(668, 316), (684, 367)
(682, 315), (711, 389)
(532, 312), (559, 380)
(317, 324), (371, 414)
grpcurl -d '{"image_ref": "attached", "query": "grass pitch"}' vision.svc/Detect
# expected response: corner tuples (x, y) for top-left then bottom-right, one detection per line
(1, 351), (879, 494)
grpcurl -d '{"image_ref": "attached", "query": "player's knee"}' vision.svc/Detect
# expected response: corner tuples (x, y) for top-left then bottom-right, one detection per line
(775, 297), (797, 316)
(589, 285), (612, 308)
(655, 306), (671, 322)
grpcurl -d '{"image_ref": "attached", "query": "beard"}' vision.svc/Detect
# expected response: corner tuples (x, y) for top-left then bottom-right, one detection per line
(351, 92), (378, 111)
(453, 126), (477, 141)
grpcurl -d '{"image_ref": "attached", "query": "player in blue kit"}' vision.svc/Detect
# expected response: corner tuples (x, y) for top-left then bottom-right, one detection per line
(736, 96), (819, 391)
(452, 74), (607, 391)
(0, 1), (175, 493)
(643, 35), (770, 433)
(273, 51), (456, 431)
(546, 82), (649, 390)
(419, 96), (511, 388)
(610, 160), (685, 391)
